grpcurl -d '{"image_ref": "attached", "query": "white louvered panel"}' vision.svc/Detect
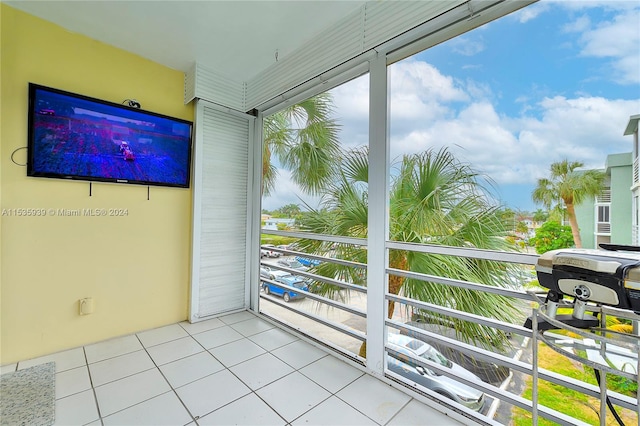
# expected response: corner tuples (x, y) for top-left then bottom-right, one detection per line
(248, 9), (363, 92)
(245, 10), (365, 109)
(361, 1), (463, 52)
(184, 64), (196, 104)
(187, 63), (246, 111)
(190, 1), (510, 112)
(197, 65), (246, 110)
(193, 105), (250, 318)
(245, 1), (466, 110)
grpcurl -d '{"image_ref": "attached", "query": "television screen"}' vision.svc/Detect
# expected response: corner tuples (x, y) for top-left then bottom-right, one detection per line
(27, 83), (193, 188)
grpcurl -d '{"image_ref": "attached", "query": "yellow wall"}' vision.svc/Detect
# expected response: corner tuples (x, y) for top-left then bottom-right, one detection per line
(1, 5), (194, 363)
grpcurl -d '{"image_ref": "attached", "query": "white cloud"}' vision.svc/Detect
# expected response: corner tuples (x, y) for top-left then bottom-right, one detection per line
(384, 57), (639, 185)
(330, 60), (471, 152)
(449, 36), (485, 56)
(338, 57), (636, 189)
(262, 169), (322, 212)
(551, 0), (638, 12)
(530, 1), (640, 85)
(390, 60), (469, 103)
(387, 60), (469, 139)
(330, 73), (369, 122)
(329, 73), (369, 151)
(513, 2), (551, 23)
(389, 93), (638, 186)
(562, 15), (591, 33)
(577, 9), (640, 84)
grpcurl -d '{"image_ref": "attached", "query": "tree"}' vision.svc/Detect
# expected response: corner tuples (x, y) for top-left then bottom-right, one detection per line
(516, 221), (529, 234)
(272, 203), (302, 218)
(276, 222), (289, 231)
(532, 208), (548, 223)
(530, 221), (574, 254)
(262, 93), (341, 196)
(497, 207), (516, 232)
(296, 147), (519, 356)
(532, 160), (605, 248)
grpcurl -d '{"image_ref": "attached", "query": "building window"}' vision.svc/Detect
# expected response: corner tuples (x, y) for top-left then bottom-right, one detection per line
(597, 205), (610, 223)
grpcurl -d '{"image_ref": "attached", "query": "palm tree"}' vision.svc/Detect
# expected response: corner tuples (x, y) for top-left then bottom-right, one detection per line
(532, 208), (548, 224)
(532, 160), (605, 248)
(296, 147), (519, 356)
(262, 93), (342, 196)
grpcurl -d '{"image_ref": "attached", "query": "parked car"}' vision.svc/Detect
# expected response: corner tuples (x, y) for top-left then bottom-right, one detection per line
(260, 266), (272, 279)
(276, 258), (308, 271)
(387, 333), (485, 412)
(402, 321), (510, 384)
(295, 256), (321, 267)
(262, 273), (309, 302)
(261, 244), (281, 258)
(260, 267), (289, 281)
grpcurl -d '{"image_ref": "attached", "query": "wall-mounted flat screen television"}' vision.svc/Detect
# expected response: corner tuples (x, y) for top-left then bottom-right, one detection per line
(27, 83), (193, 188)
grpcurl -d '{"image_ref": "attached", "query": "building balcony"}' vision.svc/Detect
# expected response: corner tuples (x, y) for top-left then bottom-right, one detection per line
(3, 241), (639, 426)
(252, 237), (640, 426)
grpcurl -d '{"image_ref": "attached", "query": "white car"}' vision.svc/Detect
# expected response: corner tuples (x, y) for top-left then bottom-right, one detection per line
(387, 333), (485, 412)
(262, 244), (281, 258)
(260, 267), (290, 281)
(276, 258), (308, 271)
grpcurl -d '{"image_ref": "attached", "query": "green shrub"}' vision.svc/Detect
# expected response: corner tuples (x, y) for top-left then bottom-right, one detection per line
(530, 221), (574, 254)
(260, 235), (298, 246)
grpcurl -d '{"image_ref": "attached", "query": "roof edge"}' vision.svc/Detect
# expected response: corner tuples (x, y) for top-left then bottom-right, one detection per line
(623, 114), (640, 135)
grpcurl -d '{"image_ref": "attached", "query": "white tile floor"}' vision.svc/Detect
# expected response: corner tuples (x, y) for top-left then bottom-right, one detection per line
(3, 311), (466, 426)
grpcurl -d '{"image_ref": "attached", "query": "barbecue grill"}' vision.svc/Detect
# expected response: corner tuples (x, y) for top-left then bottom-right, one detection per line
(525, 245), (640, 330)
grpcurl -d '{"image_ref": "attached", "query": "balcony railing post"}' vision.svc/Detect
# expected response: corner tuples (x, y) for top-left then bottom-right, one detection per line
(365, 53), (390, 376)
(599, 311), (607, 426)
(637, 349), (640, 425)
(532, 307), (539, 425)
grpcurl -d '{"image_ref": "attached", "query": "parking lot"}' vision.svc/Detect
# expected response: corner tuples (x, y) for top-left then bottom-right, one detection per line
(260, 255), (377, 354)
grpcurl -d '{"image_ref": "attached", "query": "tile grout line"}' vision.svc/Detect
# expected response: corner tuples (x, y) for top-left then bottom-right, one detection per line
(196, 329), (328, 424)
(326, 377), (388, 425)
(198, 370), (290, 424)
(137, 320), (285, 423)
(134, 332), (200, 426)
(382, 397), (414, 426)
(82, 346), (104, 426)
(86, 330), (204, 424)
(174, 319), (321, 424)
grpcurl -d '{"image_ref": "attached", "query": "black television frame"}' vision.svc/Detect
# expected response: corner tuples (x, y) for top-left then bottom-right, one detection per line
(27, 83), (193, 188)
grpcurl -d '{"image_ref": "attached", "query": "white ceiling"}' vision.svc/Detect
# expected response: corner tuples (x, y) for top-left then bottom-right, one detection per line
(5, 1), (366, 82)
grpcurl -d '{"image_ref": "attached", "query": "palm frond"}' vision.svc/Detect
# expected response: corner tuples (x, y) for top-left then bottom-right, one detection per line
(265, 93), (342, 196)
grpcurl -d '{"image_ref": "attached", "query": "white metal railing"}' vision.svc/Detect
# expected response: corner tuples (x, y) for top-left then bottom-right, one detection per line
(634, 157), (639, 185)
(258, 230), (639, 425)
(634, 225), (640, 246)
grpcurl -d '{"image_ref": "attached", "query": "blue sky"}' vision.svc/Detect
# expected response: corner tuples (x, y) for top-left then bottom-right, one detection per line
(263, 0), (640, 213)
